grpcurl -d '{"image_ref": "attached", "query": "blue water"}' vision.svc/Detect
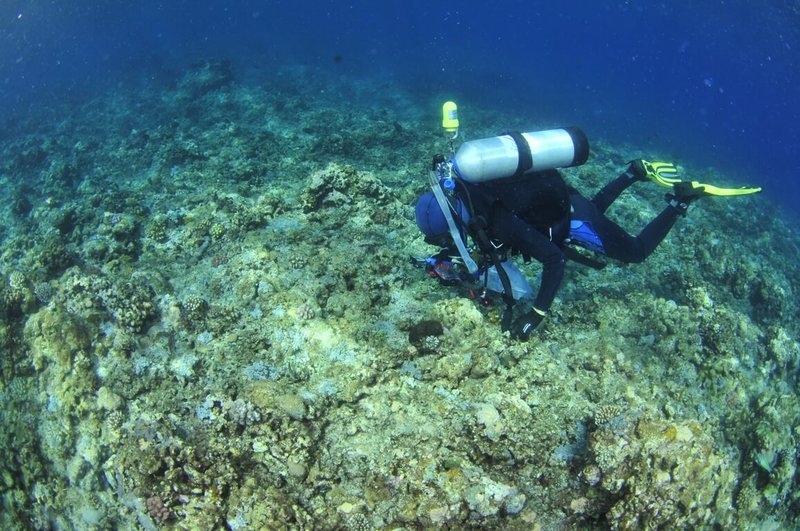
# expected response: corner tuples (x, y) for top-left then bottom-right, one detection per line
(2, 1), (798, 211)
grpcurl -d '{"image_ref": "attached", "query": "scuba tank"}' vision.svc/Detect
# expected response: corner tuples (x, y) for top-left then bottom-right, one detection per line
(453, 127), (589, 183)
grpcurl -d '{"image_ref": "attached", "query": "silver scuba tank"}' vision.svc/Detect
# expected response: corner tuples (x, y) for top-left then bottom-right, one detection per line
(453, 127), (589, 183)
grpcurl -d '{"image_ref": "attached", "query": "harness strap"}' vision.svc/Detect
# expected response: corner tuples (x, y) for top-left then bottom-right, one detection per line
(429, 171), (478, 273)
(469, 216), (516, 330)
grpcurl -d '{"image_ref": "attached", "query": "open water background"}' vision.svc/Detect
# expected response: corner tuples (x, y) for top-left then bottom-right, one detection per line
(1, 1), (798, 211)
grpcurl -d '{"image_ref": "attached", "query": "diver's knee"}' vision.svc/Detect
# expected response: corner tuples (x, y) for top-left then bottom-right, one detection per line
(624, 246), (648, 264)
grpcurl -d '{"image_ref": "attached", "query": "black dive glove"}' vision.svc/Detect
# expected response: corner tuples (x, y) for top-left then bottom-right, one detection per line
(510, 310), (545, 341)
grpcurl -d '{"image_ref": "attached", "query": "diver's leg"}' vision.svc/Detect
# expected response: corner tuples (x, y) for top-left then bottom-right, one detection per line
(591, 167), (640, 214)
(626, 206), (681, 261)
(586, 205), (681, 263)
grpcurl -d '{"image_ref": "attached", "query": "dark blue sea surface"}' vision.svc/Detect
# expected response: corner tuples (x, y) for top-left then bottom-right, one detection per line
(2, 1), (799, 210)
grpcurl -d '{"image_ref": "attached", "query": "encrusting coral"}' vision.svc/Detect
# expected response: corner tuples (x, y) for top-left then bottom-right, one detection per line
(0, 62), (798, 530)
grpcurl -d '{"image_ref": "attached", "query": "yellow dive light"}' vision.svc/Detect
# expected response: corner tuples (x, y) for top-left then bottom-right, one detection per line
(442, 101), (459, 137)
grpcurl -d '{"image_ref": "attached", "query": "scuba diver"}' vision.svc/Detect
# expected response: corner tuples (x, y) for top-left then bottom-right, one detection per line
(414, 103), (762, 341)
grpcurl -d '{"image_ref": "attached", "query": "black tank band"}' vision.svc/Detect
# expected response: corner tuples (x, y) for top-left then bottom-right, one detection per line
(506, 131), (532, 177)
(563, 127), (590, 166)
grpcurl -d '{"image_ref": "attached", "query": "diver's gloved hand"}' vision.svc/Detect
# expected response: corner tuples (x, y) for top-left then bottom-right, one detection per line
(628, 159), (679, 186)
(510, 309), (545, 341)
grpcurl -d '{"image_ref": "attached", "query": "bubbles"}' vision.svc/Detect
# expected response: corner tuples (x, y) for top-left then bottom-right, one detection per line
(703, 77), (725, 93)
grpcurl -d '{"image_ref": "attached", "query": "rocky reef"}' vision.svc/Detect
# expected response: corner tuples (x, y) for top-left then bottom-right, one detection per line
(0, 62), (798, 530)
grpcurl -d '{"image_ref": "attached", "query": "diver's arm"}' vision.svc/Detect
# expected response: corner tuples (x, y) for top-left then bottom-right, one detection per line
(490, 209), (566, 313)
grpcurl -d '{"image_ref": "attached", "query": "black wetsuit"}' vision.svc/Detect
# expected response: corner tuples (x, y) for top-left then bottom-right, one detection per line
(457, 168), (681, 312)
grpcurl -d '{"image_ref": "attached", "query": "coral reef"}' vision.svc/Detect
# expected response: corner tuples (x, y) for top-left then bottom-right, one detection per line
(589, 415), (738, 528)
(0, 61), (798, 530)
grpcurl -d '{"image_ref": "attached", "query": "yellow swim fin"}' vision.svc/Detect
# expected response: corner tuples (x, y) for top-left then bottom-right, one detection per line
(679, 181), (762, 197)
(635, 159), (762, 196)
(655, 174), (762, 196)
(631, 159), (679, 187)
